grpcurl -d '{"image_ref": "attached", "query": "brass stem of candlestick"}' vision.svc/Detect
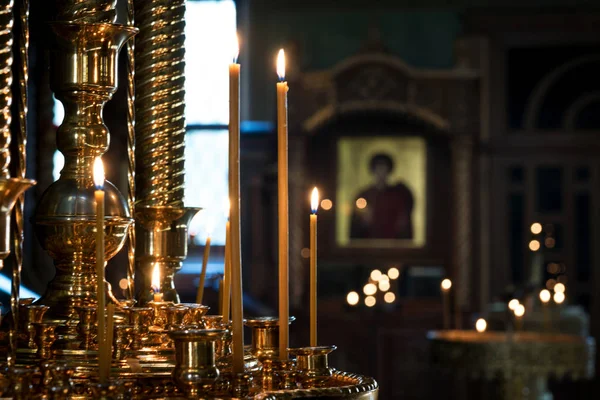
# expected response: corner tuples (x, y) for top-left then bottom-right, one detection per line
(34, 22), (136, 329)
(136, 206), (201, 304)
(289, 345), (336, 388)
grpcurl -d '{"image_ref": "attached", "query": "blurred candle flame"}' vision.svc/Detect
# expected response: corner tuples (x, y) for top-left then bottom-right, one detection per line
(93, 157), (104, 189)
(151, 263), (160, 293)
(277, 49), (285, 81)
(311, 187), (319, 214)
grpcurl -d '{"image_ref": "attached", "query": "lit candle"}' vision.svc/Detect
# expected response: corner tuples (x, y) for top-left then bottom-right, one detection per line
(196, 220), (213, 305)
(514, 304), (525, 331)
(93, 157), (107, 383)
(276, 48), (290, 361)
(310, 187), (318, 347)
(440, 278), (452, 330)
(151, 263), (163, 302)
(229, 35), (245, 374)
(222, 200), (231, 321)
(539, 289), (551, 330)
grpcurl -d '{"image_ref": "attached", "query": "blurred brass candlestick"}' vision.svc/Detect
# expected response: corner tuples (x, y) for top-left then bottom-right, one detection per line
(169, 329), (225, 398)
(34, 22), (135, 328)
(136, 206), (201, 304)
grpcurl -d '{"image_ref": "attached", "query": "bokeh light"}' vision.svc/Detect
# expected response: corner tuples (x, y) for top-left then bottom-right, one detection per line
(388, 267), (400, 280)
(530, 222), (542, 234)
(384, 292), (395, 303)
(363, 283), (377, 296)
(475, 318), (487, 333)
(356, 198), (367, 209)
(378, 280), (390, 292)
(539, 289), (551, 303)
(321, 199), (333, 210)
(553, 291), (565, 304)
(554, 283), (565, 293)
(508, 299), (520, 311)
(514, 304), (525, 317)
(346, 291), (359, 306)
(365, 296), (376, 307)
(441, 279), (452, 291)
(529, 240), (541, 251)
(370, 269), (382, 281)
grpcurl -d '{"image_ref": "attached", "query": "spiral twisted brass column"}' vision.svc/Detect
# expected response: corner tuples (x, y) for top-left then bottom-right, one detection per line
(125, 0), (135, 299)
(134, 0), (185, 208)
(0, 1), (12, 180)
(133, 0), (195, 304)
(10, 0), (28, 366)
(53, 0), (116, 23)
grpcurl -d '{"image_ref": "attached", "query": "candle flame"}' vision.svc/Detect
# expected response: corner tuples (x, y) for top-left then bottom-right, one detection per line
(93, 157), (104, 189)
(233, 34), (239, 63)
(151, 263), (160, 293)
(277, 49), (285, 81)
(311, 187), (319, 214)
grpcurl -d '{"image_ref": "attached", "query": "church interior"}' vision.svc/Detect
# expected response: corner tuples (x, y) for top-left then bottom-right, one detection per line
(0, 0), (598, 398)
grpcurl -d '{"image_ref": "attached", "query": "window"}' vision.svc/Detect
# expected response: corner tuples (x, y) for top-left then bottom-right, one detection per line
(184, 0), (236, 246)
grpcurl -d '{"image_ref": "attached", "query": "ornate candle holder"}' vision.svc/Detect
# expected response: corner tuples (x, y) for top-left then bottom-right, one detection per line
(33, 323), (58, 360)
(136, 206), (201, 304)
(246, 316), (296, 361)
(169, 329), (226, 398)
(181, 303), (210, 327)
(20, 304), (49, 349)
(0, 179), (35, 269)
(127, 307), (153, 351)
(289, 345), (336, 388)
(34, 21), (136, 328)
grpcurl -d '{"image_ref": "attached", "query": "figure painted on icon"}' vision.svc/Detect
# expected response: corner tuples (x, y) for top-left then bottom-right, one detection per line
(350, 153), (414, 239)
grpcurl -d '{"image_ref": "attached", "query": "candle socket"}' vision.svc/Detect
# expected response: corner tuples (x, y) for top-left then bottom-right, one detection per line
(112, 325), (133, 360)
(245, 316), (296, 361)
(5, 367), (35, 399)
(41, 361), (73, 400)
(89, 378), (125, 400)
(169, 329), (225, 398)
(136, 206), (201, 305)
(127, 307), (153, 351)
(75, 306), (98, 351)
(231, 371), (254, 399)
(181, 303), (210, 327)
(33, 323), (58, 360)
(289, 345), (337, 388)
(20, 305), (49, 349)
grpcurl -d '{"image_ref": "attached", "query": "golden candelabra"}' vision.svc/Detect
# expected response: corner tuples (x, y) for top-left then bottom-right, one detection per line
(0, 1), (379, 399)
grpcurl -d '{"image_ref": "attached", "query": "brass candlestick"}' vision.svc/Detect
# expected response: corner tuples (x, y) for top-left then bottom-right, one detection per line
(34, 22), (136, 329)
(246, 316), (296, 361)
(169, 329), (225, 398)
(289, 345), (336, 388)
(136, 206), (201, 304)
